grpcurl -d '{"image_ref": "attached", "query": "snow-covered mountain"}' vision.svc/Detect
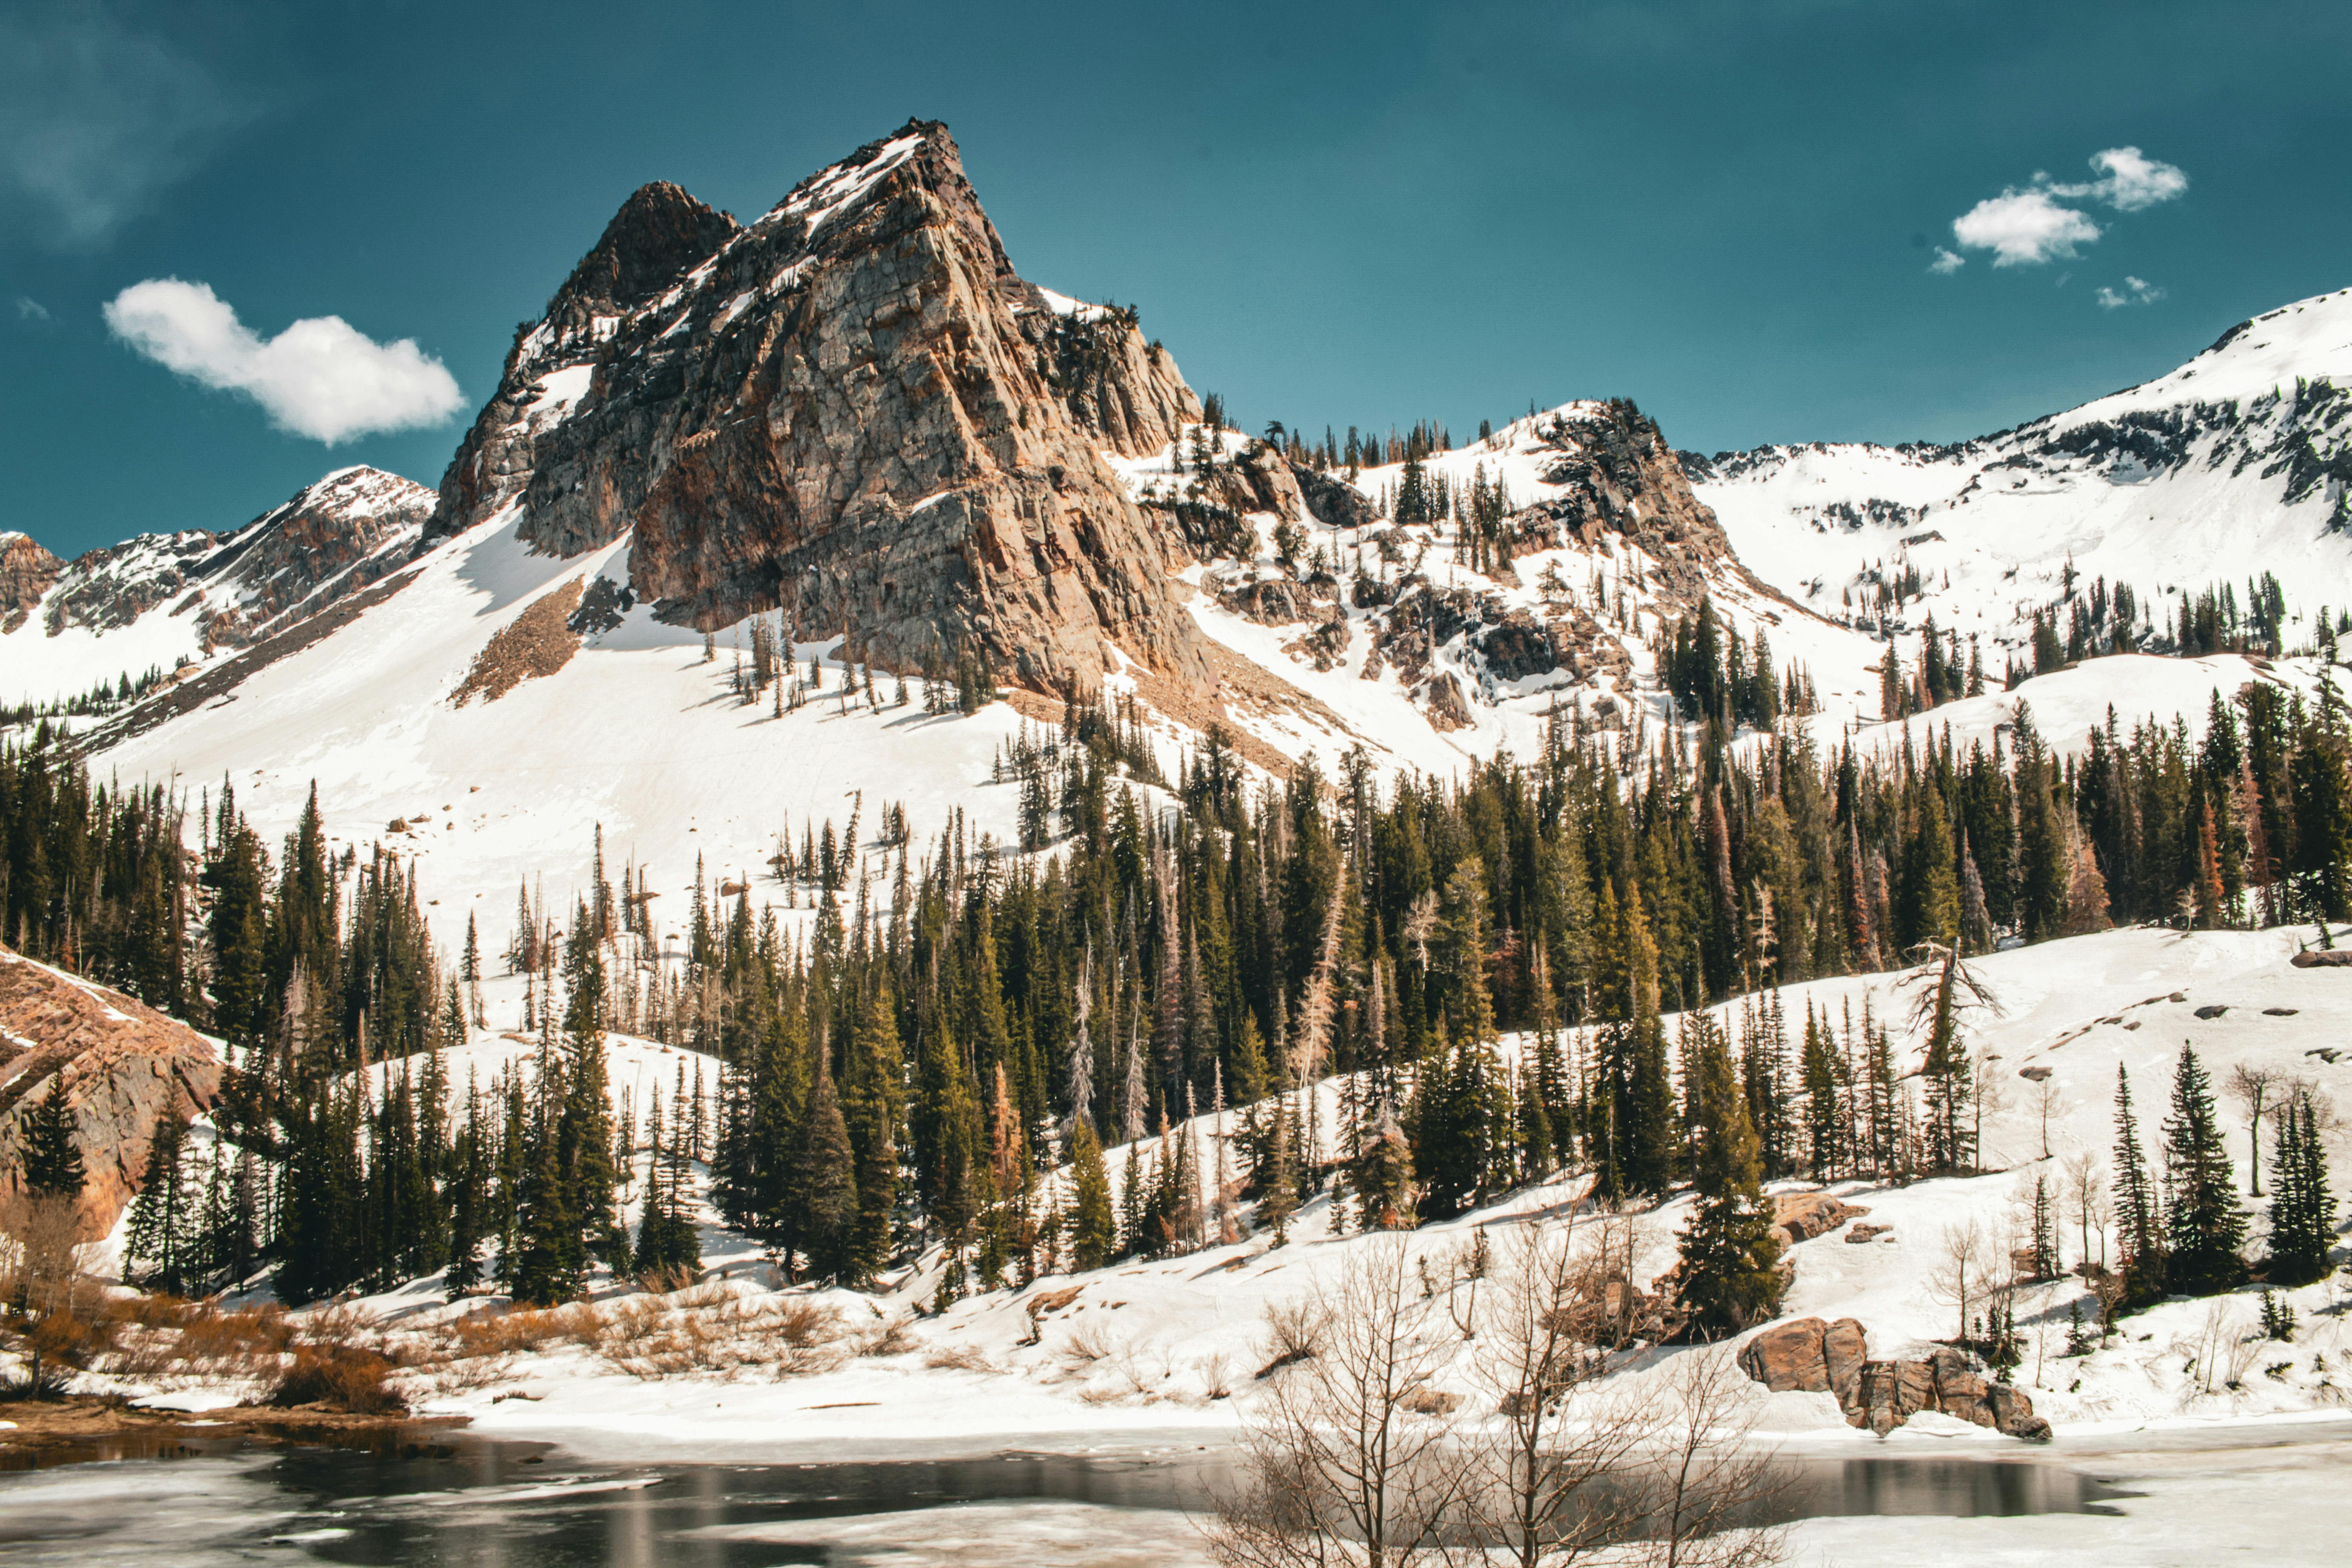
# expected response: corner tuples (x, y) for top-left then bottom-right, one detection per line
(1686, 288), (2352, 660)
(1, 466), (434, 707)
(11, 121), (2351, 975)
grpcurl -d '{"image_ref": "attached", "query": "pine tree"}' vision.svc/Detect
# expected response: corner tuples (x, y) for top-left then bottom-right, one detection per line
(1067, 1118), (1116, 1270)
(1675, 1016), (1785, 1336)
(2266, 1091), (2337, 1285)
(791, 1042), (860, 1283)
(21, 1077), (85, 1198)
(2161, 1042), (2248, 1294)
(841, 987), (904, 1283)
(125, 1113), (193, 1294)
(2112, 1065), (2166, 1305)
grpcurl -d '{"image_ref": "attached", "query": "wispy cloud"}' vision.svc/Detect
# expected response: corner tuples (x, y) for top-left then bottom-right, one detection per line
(2047, 147), (2189, 213)
(1944, 147), (2188, 271)
(15, 296), (51, 322)
(105, 279), (464, 443)
(1928, 247), (1965, 275)
(0, 10), (250, 247)
(2095, 276), (2167, 309)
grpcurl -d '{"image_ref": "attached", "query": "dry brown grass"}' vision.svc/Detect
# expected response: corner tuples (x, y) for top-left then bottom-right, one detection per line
(271, 1343), (405, 1414)
(922, 1342), (1002, 1374)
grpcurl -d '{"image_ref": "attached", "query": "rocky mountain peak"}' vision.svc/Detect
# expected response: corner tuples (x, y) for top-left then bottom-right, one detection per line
(552, 180), (740, 320)
(1, 531), (64, 635)
(3, 467), (432, 704)
(427, 118), (1213, 698)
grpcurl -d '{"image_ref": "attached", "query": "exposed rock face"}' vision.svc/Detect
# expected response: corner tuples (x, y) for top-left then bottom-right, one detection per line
(1739, 1316), (2050, 1441)
(183, 467), (434, 650)
(1772, 1190), (1869, 1246)
(0, 532), (64, 635)
(1508, 400), (1762, 613)
(0, 946), (223, 1243)
(19, 467), (432, 656)
(426, 120), (1214, 698)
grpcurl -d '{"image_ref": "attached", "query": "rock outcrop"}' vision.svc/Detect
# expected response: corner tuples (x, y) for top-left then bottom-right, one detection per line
(0, 946), (223, 1243)
(1772, 1190), (1869, 1246)
(0, 532), (64, 635)
(426, 119), (1216, 699)
(1738, 1316), (2051, 1441)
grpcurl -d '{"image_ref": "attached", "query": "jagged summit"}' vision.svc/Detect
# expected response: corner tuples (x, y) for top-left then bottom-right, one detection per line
(550, 180), (739, 320)
(426, 118), (1210, 696)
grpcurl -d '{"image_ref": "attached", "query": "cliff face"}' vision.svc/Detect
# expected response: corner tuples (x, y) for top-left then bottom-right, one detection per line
(0, 946), (222, 1243)
(0, 532), (64, 635)
(427, 120), (1212, 695)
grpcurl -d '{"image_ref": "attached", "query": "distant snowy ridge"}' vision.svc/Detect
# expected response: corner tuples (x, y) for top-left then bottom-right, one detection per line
(1690, 287), (2352, 666)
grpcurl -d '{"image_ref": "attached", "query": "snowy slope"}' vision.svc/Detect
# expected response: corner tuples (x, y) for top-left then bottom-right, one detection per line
(1692, 287), (2352, 659)
(1, 466), (434, 708)
(88, 508), (1030, 971)
(454, 924), (2352, 1450)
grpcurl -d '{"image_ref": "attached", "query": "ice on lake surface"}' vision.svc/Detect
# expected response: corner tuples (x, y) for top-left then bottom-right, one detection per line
(15, 1426), (2349, 1566)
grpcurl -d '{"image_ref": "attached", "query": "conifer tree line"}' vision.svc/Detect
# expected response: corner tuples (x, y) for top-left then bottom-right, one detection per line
(11, 624), (2352, 1306)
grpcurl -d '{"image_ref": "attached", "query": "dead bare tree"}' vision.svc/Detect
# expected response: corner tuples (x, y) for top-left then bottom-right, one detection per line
(1208, 1236), (1473, 1568)
(1927, 1217), (2001, 1345)
(2226, 1064), (2284, 1196)
(1639, 1348), (1790, 1568)
(1461, 1215), (1658, 1568)
(2060, 1150), (2107, 1274)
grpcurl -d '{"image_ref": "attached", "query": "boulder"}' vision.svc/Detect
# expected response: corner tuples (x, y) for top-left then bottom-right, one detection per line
(1772, 1190), (1868, 1245)
(1845, 1223), (1891, 1243)
(2290, 951), (2352, 968)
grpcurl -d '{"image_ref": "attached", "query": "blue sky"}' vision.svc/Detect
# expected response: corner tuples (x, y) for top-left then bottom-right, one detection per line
(6, 0), (2349, 559)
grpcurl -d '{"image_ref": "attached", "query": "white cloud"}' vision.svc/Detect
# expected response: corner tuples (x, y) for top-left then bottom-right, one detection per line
(2051, 147), (2188, 212)
(0, 12), (249, 247)
(1928, 247), (1965, 275)
(105, 278), (464, 443)
(1943, 145), (2187, 273)
(15, 296), (51, 322)
(2095, 276), (2167, 309)
(1951, 190), (2102, 267)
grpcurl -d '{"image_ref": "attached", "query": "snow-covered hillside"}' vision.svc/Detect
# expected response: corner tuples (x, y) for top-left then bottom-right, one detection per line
(94, 925), (2352, 1455)
(85, 507), (1033, 970)
(1691, 288), (2352, 659)
(1, 466), (433, 708)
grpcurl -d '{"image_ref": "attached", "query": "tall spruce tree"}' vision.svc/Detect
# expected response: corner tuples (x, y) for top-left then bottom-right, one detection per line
(2265, 1092), (2337, 1285)
(1675, 1017), (1785, 1336)
(2112, 1065), (2166, 1305)
(2161, 1042), (2248, 1294)
(22, 1078), (87, 1198)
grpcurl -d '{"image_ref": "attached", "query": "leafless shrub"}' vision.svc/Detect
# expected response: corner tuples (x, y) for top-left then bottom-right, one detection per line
(1638, 1348), (1790, 1568)
(271, 1343), (405, 1414)
(1257, 1294), (1330, 1377)
(1061, 1317), (1116, 1367)
(1207, 1235), (1469, 1567)
(1199, 1350), (1234, 1401)
(858, 1313), (918, 1358)
(924, 1341), (1003, 1374)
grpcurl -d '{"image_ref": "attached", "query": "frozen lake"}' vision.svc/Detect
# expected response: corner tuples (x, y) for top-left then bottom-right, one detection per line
(0, 1425), (2216, 1566)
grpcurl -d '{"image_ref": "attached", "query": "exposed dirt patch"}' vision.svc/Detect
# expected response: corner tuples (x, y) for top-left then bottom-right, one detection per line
(454, 579), (586, 705)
